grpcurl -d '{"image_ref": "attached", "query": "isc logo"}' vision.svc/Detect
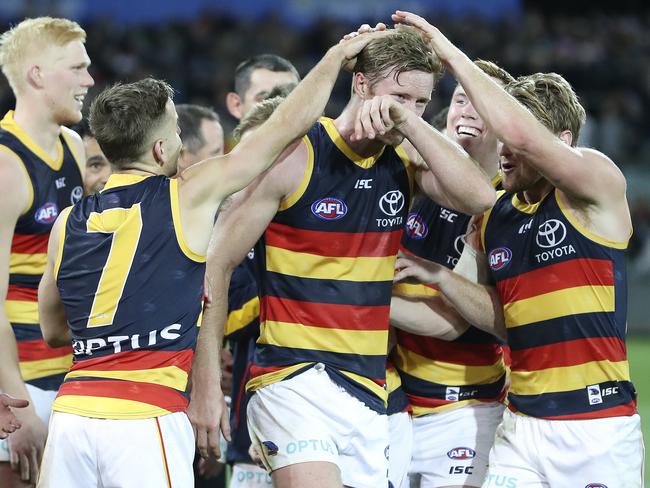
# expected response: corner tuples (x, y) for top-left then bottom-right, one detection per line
(405, 213), (428, 240)
(488, 247), (512, 271)
(311, 197), (347, 220)
(447, 447), (476, 460)
(34, 202), (59, 224)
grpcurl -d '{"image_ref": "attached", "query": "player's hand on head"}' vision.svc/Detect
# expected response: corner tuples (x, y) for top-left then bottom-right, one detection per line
(7, 412), (46, 483)
(353, 95), (409, 141)
(391, 10), (459, 63)
(394, 254), (446, 285)
(335, 27), (390, 71)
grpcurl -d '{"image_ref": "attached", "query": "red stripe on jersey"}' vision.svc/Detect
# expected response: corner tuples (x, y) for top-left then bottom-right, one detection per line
(265, 222), (402, 257)
(57, 380), (189, 411)
(407, 394), (454, 409)
(508, 401), (637, 420)
(18, 339), (72, 361)
(397, 330), (503, 367)
(249, 364), (287, 379)
(261, 296), (389, 331)
(510, 337), (627, 372)
(11, 233), (49, 254)
(6, 285), (38, 302)
(69, 349), (194, 373)
(497, 258), (614, 305)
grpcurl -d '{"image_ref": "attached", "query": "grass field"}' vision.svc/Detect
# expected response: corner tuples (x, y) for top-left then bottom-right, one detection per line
(627, 336), (649, 486)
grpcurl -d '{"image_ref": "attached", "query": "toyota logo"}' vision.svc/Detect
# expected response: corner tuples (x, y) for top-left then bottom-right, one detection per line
(453, 234), (464, 256)
(379, 190), (405, 217)
(70, 186), (83, 205)
(536, 219), (567, 248)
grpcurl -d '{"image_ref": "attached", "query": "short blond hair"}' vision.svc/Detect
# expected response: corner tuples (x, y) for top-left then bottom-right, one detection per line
(0, 17), (86, 94)
(232, 96), (285, 142)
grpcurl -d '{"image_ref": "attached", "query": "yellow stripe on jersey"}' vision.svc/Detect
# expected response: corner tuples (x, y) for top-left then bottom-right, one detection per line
(392, 282), (439, 298)
(386, 365), (403, 394)
(9, 252), (47, 275)
(226, 297), (260, 336)
(509, 359), (631, 396)
(341, 370), (388, 404)
(20, 354), (72, 381)
(320, 117), (385, 169)
(54, 206), (72, 279)
(246, 362), (314, 392)
(64, 365), (188, 391)
(259, 320), (388, 356)
(169, 178), (206, 263)
(52, 395), (172, 419)
(279, 136), (314, 211)
(1, 111), (64, 171)
(394, 145), (414, 197)
(394, 347), (505, 386)
(5, 299), (38, 324)
(266, 246), (396, 282)
(505, 285), (615, 328)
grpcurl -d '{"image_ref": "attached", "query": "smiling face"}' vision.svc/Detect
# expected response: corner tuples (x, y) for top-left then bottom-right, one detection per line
(82, 135), (111, 195)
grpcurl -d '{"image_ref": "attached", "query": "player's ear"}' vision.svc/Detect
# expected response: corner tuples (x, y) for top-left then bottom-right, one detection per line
(226, 92), (244, 119)
(352, 72), (369, 99)
(152, 139), (165, 167)
(27, 64), (44, 89)
(558, 130), (573, 147)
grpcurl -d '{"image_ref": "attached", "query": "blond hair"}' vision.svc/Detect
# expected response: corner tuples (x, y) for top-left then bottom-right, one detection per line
(474, 59), (514, 86)
(232, 96), (285, 142)
(506, 72), (586, 146)
(0, 17), (86, 94)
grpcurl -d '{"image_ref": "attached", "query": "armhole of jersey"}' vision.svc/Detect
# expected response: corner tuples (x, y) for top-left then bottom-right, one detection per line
(480, 190), (505, 252)
(169, 178), (207, 263)
(554, 189), (629, 250)
(53, 206), (72, 279)
(394, 145), (414, 198)
(278, 135), (314, 212)
(0, 144), (34, 215)
(61, 130), (85, 177)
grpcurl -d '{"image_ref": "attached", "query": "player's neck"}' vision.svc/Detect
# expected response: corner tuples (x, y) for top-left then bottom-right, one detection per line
(13, 98), (61, 158)
(519, 180), (554, 205)
(334, 101), (385, 158)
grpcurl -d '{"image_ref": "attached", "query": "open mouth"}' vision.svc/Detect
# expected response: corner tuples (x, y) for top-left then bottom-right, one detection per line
(456, 125), (481, 137)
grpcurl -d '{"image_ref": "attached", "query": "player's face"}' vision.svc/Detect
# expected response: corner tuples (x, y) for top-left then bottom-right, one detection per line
(499, 142), (544, 192)
(41, 40), (94, 125)
(367, 69), (433, 146)
(194, 119), (225, 161)
(83, 136), (111, 195)
(240, 69), (298, 118)
(446, 82), (499, 156)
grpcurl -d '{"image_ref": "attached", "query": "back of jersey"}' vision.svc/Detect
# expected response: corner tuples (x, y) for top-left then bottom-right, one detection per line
(53, 174), (205, 419)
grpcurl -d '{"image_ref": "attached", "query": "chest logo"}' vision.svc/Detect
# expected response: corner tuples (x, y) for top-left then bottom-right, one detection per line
(34, 202), (59, 225)
(311, 197), (347, 220)
(405, 213), (428, 240)
(489, 247), (512, 271)
(70, 186), (83, 204)
(379, 190), (405, 217)
(536, 219), (567, 248)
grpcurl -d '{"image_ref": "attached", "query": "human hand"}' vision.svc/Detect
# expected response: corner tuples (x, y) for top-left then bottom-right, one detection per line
(0, 394), (28, 439)
(333, 26), (391, 71)
(7, 410), (46, 483)
(394, 253), (448, 285)
(391, 10), (461, 64)
(187, 381), (231, 460)
(352, 95), (411, 141)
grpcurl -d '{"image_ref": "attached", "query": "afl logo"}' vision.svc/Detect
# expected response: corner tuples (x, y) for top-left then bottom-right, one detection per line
(405, 213), (428, 239)
(70, 186), (83, 204)
(311, 197), (347, 220)
(536, 219), (566, 248)
(379, 190), (405, 217)
(447, 447), (476, 460)
(34, 202), (59, 224)
(489, 247), (512, 271)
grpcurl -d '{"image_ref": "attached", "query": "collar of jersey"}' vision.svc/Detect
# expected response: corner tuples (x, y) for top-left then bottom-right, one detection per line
(319, 117), (385, 169)
(1, 111), (64, 170)
(102, 173), (152, 190)
(510, 190), (553, 214)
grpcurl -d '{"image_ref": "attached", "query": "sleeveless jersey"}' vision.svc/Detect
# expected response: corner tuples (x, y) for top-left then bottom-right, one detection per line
(52, 174), (205, 419)
(2, 111), (83, 390)
(394, 175), (507, 416)
(481, 189), (636, 420)
(247, 117), (413, 413)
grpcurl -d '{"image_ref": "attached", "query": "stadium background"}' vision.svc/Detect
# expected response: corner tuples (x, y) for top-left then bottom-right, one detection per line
(1, 0), (648, 484)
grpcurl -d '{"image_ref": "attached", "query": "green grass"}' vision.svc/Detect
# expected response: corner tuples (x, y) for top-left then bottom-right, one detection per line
(627, 336), (649, 487)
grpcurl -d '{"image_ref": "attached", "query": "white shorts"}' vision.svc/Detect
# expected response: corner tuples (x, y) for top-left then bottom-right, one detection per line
(410, 402), (504, 488)
(229, 462), (273, 487)
(38, 411), (194, 488)
(482, 408), (644, 488)
(247, 363), (389, 488)
(0, 383), (57, 462)
(388, 411), (412, 488)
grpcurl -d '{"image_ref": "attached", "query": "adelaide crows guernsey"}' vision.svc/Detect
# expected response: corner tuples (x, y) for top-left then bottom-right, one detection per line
(394, 176), (507, 415)
(482, 189), (636, 420)
(53, 174), (205, 419)
(2, 111), (83, 390)
(247, 117), (413, 413)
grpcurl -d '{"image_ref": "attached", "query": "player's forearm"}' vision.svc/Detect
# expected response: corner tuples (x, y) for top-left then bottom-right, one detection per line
(390, 295), (469, 341)
(402, 115), (495, 214)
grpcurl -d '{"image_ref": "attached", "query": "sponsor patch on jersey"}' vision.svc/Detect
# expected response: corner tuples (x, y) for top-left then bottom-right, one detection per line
(262, 441), (279, 456)
(405, 212), (428, 240)
(488, 247), (512, 271)
(311, 197), (347, 220)
(447, 447), (476, 460)
(34, 202), (59, 224)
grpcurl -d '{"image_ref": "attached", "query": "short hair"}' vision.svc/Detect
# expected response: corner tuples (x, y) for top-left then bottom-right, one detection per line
(72, 118), (93, 139)
(89, 78), (174, 167)
(233, 54), (300, 96)
(431, 107), (448, 131)
(0, 17), (86, 94)
(354, 27), (444, 87)
(506, 72), (586, 146)
(474, 59), (514, 86)
(176, 104), (220, 154)
(232, 96), (285, 143)
(265, 82), (298, 100)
